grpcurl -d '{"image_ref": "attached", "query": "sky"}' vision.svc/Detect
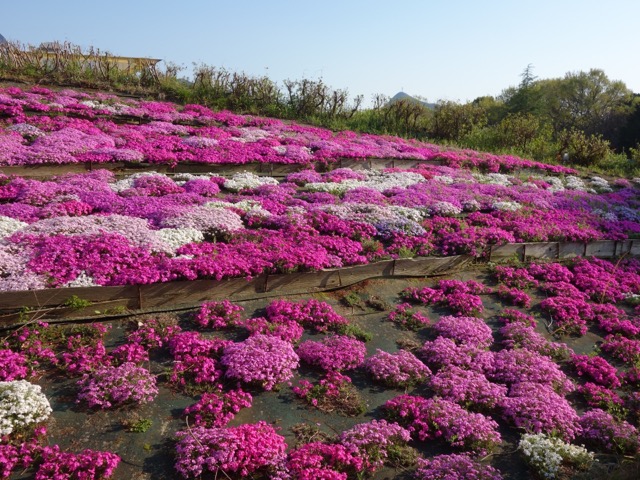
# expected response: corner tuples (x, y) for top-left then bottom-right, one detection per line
(2, 0), (639, 106)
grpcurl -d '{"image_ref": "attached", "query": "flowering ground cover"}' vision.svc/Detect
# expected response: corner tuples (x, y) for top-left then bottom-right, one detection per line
(1, 262), (639, 479)
(0, 162), (638, 292)
(0, 85), (577, 172)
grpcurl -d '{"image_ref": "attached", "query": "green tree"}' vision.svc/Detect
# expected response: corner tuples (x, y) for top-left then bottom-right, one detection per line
(429, 100), (487, 142)
(544, 69), (633, 138)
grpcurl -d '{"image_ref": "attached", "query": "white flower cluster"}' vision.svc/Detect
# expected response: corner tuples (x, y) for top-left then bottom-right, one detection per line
(589, 176), (613, 193)
(206, 199), (271, 217)
(388, 205), (427, 222)
(565, 175), (587, 191)
(223, 172), (279, 192)
(306, 171), (425, 194)
(429, 201), (462, 217)
(474, 172), (512, 186)
(544, 177), (565, 192)
(462, 199), (481, 212)
(271, 145), (287, 154)
(0, 380), (52, 436)
(79, 100), (130, 114)
(492, 201), (522, 212)
(0, 216), (28, 240)
(156, 227), (205, 253)
(110, 171), (163, 192)
(63, 271), (98, 288)
(228, 127), (271, 143)
(519, 433), (594, 479)
(592, 208), (618, 222)
(7, 123), (46, 138)
(182, 136), (219, 148)
(433, 175), (454, 184)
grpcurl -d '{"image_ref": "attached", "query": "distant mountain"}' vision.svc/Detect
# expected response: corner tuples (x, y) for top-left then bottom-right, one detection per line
(388, 92), (435, 109)
(0, 33), (7, 44)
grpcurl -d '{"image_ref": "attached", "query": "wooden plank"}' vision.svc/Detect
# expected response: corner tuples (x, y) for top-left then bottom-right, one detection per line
(388, 159), (423, 170)
(523, 242), (559, 260)
(335, 158), (370, 170)
(265, 270), (342, 295)
(615, 240), (634, 256)
(585, 241), (616, 258)
(629, 240), (640, 256)
(0, 285), (139, 310)
(558, 242), (586, 259)
(338, 260), (395, 284)
(489, 243), (525, 262)
(138, 276), (267, 308)
(367, 158), (396, 170)
(393, 255), (472, 276)
(0, 164), (91, 177)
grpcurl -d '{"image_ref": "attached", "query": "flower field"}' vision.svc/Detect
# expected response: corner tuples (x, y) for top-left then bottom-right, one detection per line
(1, 84), (640, 479)
(0, 85), (639, 293)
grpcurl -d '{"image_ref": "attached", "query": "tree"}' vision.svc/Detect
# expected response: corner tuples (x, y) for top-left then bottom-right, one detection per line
(429, 101), (487, 142)
(544, 69), (633, 138)
(503, 64), (544, 116)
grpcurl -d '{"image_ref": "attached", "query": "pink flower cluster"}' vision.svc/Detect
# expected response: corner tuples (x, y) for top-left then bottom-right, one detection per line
(296, 335), (366, 371)
(183, 387), (252, 427)
(221, 334), (299, 390)
(194, 299), (244, 329)
(174, 421), (287, 478)
(430, 366), (507, 410)
(387, 303), (431, 330)
(384, 395), (502, 454)
(76, 362), (158, 409)
(402, 280), (490, 317)
(34, 446), (120, 480)
(364, 349), (431, 388)
(415, 454), (504, 480)
(578, 409), (640, 454)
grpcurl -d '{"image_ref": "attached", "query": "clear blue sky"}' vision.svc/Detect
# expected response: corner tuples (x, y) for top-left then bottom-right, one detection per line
(2, 0), (639, 105)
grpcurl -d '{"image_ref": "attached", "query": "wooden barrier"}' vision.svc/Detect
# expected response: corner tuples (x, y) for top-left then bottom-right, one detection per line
(1, 239), (638, 325)
(488, 240), (637, 262)
(0, 157), (447, 179)
(0, 256), (468, 325)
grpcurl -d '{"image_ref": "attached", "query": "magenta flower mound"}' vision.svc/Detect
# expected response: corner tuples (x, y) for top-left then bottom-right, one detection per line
(183, 387), (252, 428)
(387, 303), (431, 330)
(296, 335), (366, 372)
(364, 349), (431, 388)
(415, 454), (504, 480)
(539, 296), (594, 336)
(265, 298), (348, 332)
(600, 334), (640, 365)
(174, 421), (287, 478)
(489, 349), (574, 394)
(496, 308), (536, 327)
(286, 441), (363, 479)
(493, 265), (539, 289)
(499, 322), (573, 360)
(194, 299), (244, 329)
(0, 349), (30, 381)
(338, 419), (411, 472)
(496, 285), (532, 308)
(570, 354), (621, 388)
(384, 395), (502, 454)
(240, 315), (305, 342)
(501, 382), (581, 441)
(76, 362), (158, 409)
(433, 315), (494, 348)
(292, 371), (365, 416)
(430, 366), (507, 410)
(420, 337), (494, 373)
(35, 445), (120, 480)
(578, 409), (640, 455)
(221, 334), (299, 390)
